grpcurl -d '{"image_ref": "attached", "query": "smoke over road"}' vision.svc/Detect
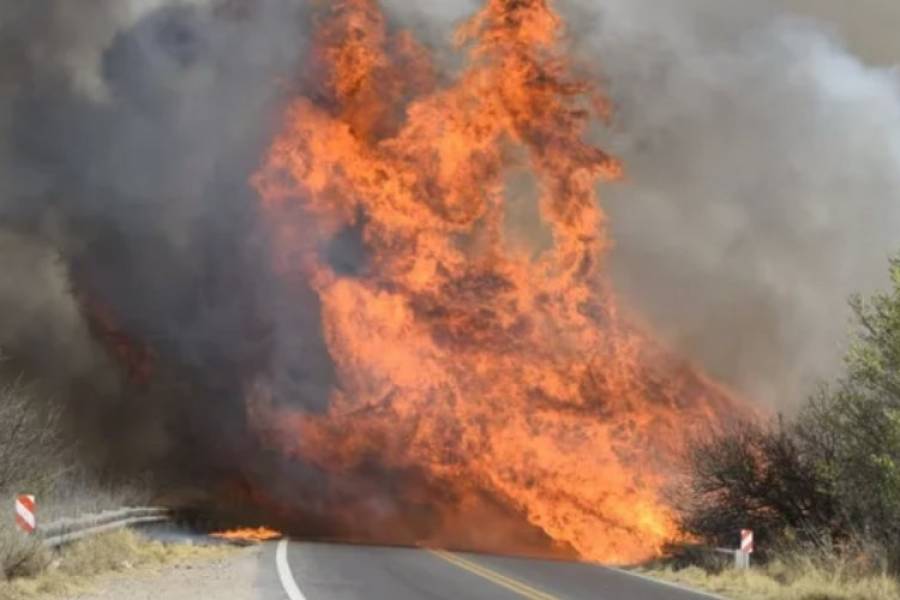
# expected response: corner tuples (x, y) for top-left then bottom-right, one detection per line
(0, 0), (898, 559)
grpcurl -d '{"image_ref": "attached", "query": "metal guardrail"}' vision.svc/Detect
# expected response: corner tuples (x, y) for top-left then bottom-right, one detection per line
(706, 546), (751, 569)
(40, 507), (172, 548)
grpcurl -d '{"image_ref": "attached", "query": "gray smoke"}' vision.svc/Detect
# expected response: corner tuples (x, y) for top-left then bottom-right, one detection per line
(784, 0), (900, 65)
(580, 0), (900, 408)
(0, 0), (330, 484)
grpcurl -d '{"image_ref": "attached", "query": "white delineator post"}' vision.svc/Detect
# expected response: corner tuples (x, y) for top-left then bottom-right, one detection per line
(736, 529), (753, 569)
(15, 494), (36, 534)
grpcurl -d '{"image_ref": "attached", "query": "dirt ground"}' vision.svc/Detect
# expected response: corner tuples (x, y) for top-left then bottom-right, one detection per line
(66, 546), (265, 600)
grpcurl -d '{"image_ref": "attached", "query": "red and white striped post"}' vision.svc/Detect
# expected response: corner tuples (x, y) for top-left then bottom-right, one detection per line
(741, 529), (754, 555)
(736, 529), (753, 569)
(15, 494), (36, 534)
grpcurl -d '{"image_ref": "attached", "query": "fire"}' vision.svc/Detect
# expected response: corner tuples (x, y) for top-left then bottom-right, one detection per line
(250, 0), (740, 564)
(78, 291), (156, 386)
(211, 527), (283, 543)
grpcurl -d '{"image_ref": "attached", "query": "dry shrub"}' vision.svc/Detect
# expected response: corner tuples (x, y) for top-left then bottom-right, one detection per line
(38, 469), (152, 523)
(0, 377), (64, 494)
(0, 374), (64, 580)
(644, 562), (899, 600)
(0, 522), (49, 581)
(0, 375), (162, 600)
(644, 540), (900, 600)
(0, 530), (233, 599)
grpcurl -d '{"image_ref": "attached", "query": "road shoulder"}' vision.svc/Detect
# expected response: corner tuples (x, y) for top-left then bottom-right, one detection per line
(62, 544), (264, 600)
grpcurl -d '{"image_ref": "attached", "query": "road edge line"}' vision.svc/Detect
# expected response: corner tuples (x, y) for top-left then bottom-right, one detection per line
(276, 539), (308, 600)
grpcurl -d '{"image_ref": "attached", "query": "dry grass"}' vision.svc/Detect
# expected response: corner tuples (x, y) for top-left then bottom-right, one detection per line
(0, 529), (233, 600)
(0, 522), (49, 583)
(640, 557), (900, 600)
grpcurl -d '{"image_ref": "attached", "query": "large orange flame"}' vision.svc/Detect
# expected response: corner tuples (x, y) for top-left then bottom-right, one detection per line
(251, 0), (739, 564)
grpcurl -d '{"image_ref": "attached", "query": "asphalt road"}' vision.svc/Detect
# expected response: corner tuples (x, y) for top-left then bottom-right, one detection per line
(269, 540), (720, 600)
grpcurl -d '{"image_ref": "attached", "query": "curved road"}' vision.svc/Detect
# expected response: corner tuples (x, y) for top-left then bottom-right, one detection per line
(265, 540), (721, 600)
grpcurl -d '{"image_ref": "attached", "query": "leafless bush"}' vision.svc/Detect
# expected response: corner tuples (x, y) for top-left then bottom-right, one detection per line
(673, 418), (845, 561)
(0, 372), (65, 580)
(0, 377), (66, 497)
(0, 354), (153, 582)
(40, 467), (152, 522)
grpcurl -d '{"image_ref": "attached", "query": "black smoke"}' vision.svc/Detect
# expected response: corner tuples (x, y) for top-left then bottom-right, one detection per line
(0, 0), (334, 499)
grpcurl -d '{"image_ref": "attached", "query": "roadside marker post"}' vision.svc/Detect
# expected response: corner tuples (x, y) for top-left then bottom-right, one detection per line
(15, 494), (36, 534)
(736, 529), (753, 569)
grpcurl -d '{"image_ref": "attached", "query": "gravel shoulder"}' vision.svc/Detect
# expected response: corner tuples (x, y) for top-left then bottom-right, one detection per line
(66, 545), (265, 600)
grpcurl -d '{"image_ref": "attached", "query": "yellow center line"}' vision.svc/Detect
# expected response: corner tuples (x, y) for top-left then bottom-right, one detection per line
(429, 550), (560, 600)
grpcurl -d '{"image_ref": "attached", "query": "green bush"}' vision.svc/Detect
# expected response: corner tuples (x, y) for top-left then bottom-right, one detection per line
(677, 254), (900, 573)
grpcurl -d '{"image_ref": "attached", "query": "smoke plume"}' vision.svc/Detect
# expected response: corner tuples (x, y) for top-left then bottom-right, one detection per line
(0, 0), (326, 485)
(583, 0), (900, 408)
(0, 0), (898, 514)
